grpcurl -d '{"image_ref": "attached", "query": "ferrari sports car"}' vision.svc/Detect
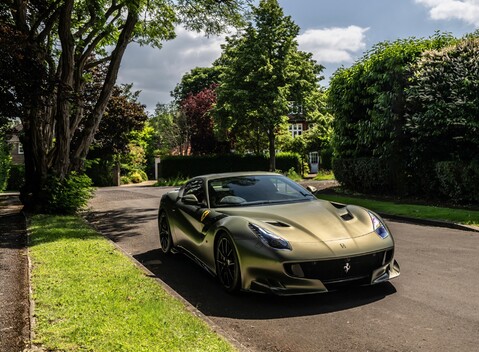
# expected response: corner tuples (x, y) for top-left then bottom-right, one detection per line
(158, 172), (400, 295)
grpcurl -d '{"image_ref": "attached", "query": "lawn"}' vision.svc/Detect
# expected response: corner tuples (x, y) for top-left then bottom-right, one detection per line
(317, 194), (479, 227)
(28, 215), (235, 352)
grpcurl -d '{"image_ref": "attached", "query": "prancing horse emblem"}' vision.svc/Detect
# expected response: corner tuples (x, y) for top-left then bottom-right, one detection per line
(344, 262), (351, 274)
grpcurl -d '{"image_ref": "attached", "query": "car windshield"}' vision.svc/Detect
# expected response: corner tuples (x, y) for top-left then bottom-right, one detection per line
(207, 175), (314, 208)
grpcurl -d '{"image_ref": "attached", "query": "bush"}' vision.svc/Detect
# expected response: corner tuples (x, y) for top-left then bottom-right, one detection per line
(127, 169), (148, 183)
(6, 164), (25, 191)
(333, 157), (392, 194)
(320, 147), (333, 170)
(435, 161), (479, 203)
(159, 153), (301, 179)
(284, 167), (302, 182)
(120, 176), (131, 185)
(41, 172), (94, 214)
(85, 159), (115, 187)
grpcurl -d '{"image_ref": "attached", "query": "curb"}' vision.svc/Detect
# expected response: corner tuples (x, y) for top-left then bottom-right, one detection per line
(378, 212), (479, 233)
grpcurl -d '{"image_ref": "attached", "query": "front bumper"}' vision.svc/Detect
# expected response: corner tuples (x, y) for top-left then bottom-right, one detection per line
(237, 240), (400, 295)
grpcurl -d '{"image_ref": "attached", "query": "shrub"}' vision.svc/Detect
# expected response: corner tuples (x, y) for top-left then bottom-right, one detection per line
(320, 147), (333, 170)
(85, 159), (115, 187)
(435, 161), (479, 203)
(127, 169), (148, 183)
(6, 164), (25, 191)
(333, 157), (392, 194)
(285, 167), (302, 182)
(120, 176), (131, 185)
(41, 172), (94, 214)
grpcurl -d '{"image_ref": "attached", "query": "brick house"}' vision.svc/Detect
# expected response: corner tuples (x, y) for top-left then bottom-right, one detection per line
(287, 102), (319, 173)
(8, 124), (24, 165)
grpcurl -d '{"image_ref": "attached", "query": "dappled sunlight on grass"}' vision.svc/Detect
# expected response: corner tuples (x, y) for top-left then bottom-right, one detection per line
(28, 215), (235, 352)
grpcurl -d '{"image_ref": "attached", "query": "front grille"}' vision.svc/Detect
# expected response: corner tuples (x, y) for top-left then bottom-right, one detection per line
(285, 249), (394, 284)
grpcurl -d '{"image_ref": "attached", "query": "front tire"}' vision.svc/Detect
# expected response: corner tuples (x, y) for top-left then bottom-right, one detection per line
(215, 233), (241, 293)
(159, 212), (174, 254)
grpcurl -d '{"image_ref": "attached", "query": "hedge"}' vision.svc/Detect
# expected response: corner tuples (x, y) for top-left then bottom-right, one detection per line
(333, 157), (392, 194)
(158, 153), (301, 179)
(6, 164), (24, 191)
(435, 160), (479, 203)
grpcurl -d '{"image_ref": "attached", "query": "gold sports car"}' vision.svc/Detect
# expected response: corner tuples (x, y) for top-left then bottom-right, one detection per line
(158, 172), (400, 295)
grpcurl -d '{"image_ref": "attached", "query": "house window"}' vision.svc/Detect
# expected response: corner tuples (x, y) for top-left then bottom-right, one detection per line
(288, 123), (303, 138)
(18, 143), (24, 154)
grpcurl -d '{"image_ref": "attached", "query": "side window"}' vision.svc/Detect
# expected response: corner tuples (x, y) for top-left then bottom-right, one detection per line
(182, 179), (206, 206)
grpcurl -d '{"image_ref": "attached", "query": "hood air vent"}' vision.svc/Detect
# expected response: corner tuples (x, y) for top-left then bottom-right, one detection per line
(264, 221), (291, 228)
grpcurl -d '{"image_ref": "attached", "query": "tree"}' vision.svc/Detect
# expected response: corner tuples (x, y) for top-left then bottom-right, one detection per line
(86, 83), (148, 186)
(215, 0), (323, 171)
(180, 85), (229, 154)
(150, 103), (191, 156)
(1, 0), (250, 211)
(89, 84), (148, 158)
(172, 66), (221, 102)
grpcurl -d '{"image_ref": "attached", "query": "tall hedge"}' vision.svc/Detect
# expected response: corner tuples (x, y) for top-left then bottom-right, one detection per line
(158, 153), (301, 179)
(328, 33), (479, 202)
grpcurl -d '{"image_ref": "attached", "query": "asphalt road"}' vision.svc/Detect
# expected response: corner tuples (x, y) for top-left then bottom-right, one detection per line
(87, 185), (479, 352)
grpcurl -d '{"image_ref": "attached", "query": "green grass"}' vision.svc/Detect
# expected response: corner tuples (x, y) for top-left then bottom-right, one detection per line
(28, 215), (235, 352)
(154, 177), (188, 187)
(317, 194), (479, 226)
(313, 170), (335, 181)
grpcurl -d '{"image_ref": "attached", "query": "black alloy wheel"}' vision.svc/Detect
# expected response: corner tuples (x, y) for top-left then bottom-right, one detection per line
(159, 212), (173, 254)
(215, 234), (241, 292)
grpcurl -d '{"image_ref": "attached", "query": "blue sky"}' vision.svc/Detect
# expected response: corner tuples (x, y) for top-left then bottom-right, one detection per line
(117, 0), (479, 112)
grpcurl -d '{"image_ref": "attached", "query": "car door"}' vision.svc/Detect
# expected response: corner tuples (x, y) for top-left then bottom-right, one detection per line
(174, 178), (209, 253)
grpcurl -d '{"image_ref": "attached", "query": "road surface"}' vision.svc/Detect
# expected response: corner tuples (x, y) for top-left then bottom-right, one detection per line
(87, 185), (479, 352)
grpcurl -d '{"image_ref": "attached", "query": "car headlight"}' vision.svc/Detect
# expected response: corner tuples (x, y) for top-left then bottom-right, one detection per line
(248, 223), (292, 250)
(368, 212), (389, 239)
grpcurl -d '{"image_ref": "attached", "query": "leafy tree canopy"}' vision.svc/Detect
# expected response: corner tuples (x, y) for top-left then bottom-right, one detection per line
(215, 0), (323, 170)
(1, 0), (251, 211)
(172, 66), (222, 102)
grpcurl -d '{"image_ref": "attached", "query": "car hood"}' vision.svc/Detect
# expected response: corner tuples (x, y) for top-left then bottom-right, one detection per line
(217, 199), (376, 243)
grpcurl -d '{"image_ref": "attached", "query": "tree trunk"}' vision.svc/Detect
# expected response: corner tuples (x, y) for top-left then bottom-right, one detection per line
(268, 129), (276, 172)
(20, 4), (139, 211)
(70, 9), (138, 172)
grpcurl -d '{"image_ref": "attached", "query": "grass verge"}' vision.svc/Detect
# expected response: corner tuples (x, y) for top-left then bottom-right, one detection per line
(317, 194), (479, 226)
(313, 170), (335, 181)
(28, 214), (235, 352)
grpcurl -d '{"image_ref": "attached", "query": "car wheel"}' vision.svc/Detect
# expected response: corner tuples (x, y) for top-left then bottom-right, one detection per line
(159, 212), (174, 254)
(215, 233), (241, 293)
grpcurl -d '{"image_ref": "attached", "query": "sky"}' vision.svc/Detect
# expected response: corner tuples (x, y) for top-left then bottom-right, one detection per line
(116, 0), (479, 113)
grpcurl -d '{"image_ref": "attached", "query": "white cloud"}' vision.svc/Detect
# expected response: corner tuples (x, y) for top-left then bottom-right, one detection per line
(118, 25), (369, 110)
(415, 0), (479, 26)
(117, 27), (227, 111)
(297, 26), (369, 64)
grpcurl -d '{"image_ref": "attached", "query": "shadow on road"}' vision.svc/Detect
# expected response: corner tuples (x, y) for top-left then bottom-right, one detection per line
(85, 208), (158, 242)
(134, 248), (397, 320)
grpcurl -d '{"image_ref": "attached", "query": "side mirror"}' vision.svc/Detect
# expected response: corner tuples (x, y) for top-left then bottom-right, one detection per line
(182, 194), (199, 205)
(306, 185), (317, 194)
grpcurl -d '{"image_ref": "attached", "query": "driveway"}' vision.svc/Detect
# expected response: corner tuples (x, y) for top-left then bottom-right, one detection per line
(87, 185), (479, 352)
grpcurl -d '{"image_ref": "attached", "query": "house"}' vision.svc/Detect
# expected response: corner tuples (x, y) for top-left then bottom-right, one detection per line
(287, 102), (320, 173)
(8, 124), (24, 165)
